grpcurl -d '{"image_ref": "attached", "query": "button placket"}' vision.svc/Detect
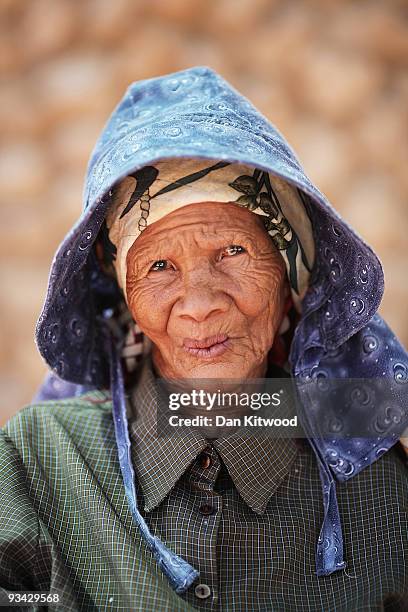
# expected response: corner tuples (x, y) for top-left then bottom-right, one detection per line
(181, 445), (221, 609)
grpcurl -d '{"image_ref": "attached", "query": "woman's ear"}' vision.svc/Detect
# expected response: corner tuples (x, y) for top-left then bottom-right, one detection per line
(278, 313), (290, 336)
(278, 280), (293, 336)
(268, 290), (294, 368)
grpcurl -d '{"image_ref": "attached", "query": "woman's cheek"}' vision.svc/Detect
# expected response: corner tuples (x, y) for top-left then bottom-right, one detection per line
(128, 283), (170, 335)
(233, 274), (280, 317)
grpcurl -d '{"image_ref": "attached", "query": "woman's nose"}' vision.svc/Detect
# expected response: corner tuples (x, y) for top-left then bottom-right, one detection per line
(175, 270), (231, 324)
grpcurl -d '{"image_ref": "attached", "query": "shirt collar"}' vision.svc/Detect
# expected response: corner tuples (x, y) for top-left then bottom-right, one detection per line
(127, 355), (298, 515)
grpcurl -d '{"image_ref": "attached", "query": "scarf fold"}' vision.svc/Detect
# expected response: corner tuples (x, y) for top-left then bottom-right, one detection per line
(108, 327), (199, 594)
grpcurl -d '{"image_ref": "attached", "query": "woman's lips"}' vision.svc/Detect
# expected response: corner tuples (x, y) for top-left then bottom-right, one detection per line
(183, 334), (230, 359)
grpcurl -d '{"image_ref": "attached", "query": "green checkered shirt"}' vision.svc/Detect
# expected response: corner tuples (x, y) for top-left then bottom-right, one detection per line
(0, 356), (407, 611)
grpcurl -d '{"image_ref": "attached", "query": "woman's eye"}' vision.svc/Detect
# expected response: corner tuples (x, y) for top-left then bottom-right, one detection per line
(149, 259), (173, 272)
(221, 245), (246, 258)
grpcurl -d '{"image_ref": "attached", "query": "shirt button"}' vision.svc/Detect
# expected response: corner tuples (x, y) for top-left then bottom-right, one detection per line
(194, 583), (212, 599)
(198, 451), (212, 469)
(199, 502), (216, 516)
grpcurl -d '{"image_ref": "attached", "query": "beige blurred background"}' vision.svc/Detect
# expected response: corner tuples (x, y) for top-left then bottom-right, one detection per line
(1, 0), (407, 425)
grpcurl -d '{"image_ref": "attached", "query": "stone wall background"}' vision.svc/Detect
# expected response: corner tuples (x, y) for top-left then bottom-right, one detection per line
(1, 0), (407, 425)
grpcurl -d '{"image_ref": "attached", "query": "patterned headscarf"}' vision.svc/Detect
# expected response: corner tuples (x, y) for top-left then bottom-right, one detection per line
(104, 158), (315, 312)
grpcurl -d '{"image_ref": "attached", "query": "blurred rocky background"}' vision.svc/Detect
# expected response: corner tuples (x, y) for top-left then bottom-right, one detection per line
(0, 0), (407, 424)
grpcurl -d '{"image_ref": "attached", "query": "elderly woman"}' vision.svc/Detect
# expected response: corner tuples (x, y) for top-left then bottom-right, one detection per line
(0, 67), (407, 612)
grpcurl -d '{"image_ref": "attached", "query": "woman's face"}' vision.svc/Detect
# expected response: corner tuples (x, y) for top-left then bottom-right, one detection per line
(126, 201), (289, 381)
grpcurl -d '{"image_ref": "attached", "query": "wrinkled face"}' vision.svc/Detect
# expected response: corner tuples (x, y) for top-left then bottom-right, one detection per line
(126, 201), (289, 381)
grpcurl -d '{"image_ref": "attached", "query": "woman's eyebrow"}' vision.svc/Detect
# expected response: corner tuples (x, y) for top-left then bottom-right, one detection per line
(159, 234), (256, 256)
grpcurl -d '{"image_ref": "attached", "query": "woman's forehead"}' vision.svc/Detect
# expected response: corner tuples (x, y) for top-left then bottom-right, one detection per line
(130, 200), (266, 239)
(104, 158), (315, 302)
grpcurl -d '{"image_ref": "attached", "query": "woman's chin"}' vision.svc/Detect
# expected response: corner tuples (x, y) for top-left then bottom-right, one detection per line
(173, 360), (251, 383)
(153, 346), (261, 382)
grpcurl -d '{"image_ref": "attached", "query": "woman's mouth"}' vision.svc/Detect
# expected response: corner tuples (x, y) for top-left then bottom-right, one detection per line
(183, 334), (230, 359)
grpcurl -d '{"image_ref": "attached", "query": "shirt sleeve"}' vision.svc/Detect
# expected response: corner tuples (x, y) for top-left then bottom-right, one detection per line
(0, 428), (49, 598)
